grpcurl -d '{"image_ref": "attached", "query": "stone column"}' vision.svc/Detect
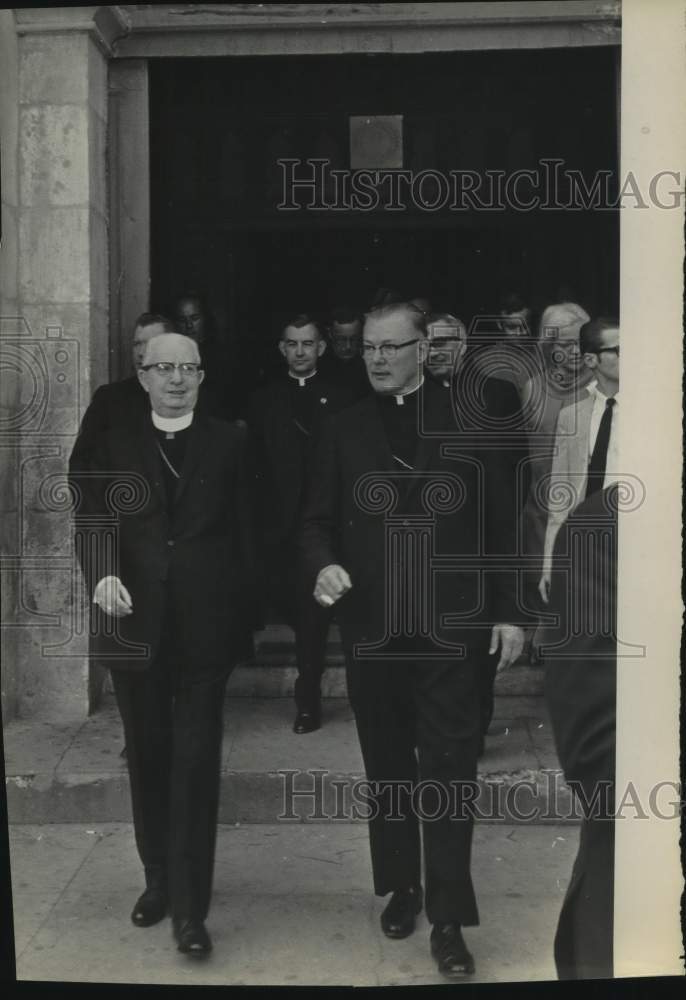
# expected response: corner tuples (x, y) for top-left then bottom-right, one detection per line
(0, 7), (128, 720)
(0, 10), (21, 723)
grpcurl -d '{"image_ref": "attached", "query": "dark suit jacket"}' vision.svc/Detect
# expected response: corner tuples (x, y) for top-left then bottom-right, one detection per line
(424, 370), (530, 517)
(319, 352), (371, 400)
(69, 377), (145, 476)
(299, 378), (521, 657)
(426, 371), (533, 626)
(247, 373), (354, 549)
(69, 374), (223, 479)
(544, 486), (617, 794)
(72, 406), (255, 674)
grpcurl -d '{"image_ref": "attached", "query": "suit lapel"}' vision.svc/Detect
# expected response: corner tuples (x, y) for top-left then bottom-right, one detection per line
(575, 393), (595, 486)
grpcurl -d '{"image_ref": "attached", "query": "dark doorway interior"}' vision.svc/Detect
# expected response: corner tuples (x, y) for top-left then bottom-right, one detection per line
(149, 48), (618, 400)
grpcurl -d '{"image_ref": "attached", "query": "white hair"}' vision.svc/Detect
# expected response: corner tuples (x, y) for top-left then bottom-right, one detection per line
(539, 302), (590, 340)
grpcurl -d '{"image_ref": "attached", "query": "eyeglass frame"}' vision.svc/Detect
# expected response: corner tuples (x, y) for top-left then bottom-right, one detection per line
(361, 337), (420, 360)
(139, 361), (204, 376)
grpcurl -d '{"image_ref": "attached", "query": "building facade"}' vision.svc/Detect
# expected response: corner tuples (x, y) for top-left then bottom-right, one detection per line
(0, 3), (621, 722)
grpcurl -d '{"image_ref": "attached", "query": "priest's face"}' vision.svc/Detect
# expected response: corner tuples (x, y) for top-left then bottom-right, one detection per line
(137, 334), (205, 418)
(279, 323), (325, 376)
(362, 309), (427, 395)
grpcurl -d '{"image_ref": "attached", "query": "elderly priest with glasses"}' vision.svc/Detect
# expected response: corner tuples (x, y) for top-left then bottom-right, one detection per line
(71, 332), (254, 958)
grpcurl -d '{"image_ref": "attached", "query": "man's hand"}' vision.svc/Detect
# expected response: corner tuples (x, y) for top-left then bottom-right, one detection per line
(93, 576), (133, 617)
(313, 564), (352, 607)
(489, 624), (525, 672)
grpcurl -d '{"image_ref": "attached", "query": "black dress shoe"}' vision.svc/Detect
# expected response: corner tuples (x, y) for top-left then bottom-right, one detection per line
(380, 886), (423, 939)
(293, 708), (321, 734)
(173, 918), (212, 956)
(131, 886), (168, 927)
(430, 923), (475, 978)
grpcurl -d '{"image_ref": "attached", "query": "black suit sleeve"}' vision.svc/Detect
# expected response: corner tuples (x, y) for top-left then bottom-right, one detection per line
(545, 489), (617, 790)
(480, 447), (519, 625)
(232, 421), (260, 625)
(68, 385), (109, 476)
(480, 378), (532, 625)
(298, 412), (342, 584)
(68, 399), (113, 599)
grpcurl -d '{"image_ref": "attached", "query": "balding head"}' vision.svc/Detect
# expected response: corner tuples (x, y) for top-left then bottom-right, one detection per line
(141, 333), (201, 367)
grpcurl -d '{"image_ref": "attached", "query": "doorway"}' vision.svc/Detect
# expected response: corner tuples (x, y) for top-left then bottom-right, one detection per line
(149, 47), (619, 388)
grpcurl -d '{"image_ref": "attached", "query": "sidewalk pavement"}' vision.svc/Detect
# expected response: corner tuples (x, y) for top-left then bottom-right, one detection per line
(9, 821), (576, 986)
(5, 694), (572, 825)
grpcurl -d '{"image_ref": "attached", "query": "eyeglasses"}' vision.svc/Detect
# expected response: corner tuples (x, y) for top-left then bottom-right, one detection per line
(140, 362), (203, 376)
(361, 338), (419, 359)
(428, 337), (463, 347)
(596, 346), (620, 356)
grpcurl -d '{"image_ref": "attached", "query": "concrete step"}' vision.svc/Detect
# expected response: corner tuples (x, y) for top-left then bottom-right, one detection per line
(238, 624), (544, 698)
(4, 695), (573, 826)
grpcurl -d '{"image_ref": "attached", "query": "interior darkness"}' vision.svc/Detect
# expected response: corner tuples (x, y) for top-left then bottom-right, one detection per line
(149, 49), (618, 382)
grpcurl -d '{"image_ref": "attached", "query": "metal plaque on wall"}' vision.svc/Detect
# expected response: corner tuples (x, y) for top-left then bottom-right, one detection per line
(349, 115), (404, 169)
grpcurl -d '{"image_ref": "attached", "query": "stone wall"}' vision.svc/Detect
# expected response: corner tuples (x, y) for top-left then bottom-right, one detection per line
(1, 10), (21, 722)
(1, 10), (117, 721)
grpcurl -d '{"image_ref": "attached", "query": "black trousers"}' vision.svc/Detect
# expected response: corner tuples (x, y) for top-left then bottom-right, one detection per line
(472, 627), (498, 739)
(554, 811), (615, 979)
(265, 542), (331, 711)
(345, 652), (480, 926)
(111, 643), (228, 923)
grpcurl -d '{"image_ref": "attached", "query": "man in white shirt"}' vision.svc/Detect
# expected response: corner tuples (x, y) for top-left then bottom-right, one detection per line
(538, 317), (620, 603)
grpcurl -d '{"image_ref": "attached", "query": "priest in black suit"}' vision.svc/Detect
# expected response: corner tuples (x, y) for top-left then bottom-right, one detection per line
(247, 314), (353, 733)
(72, 333), (254, 957)
(300, 302), (525, 978)
(424, 312), (530, 753)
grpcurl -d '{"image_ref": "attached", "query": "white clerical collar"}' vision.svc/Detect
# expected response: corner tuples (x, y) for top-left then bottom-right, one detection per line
(151, 410), (194, 432)
(393, 375), (424, 405)
(587, 379), (619, 403)
(288, 369), (317, 388)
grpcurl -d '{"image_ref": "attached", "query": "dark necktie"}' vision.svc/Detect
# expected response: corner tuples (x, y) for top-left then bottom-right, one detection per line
(586, 397), (616, 497)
